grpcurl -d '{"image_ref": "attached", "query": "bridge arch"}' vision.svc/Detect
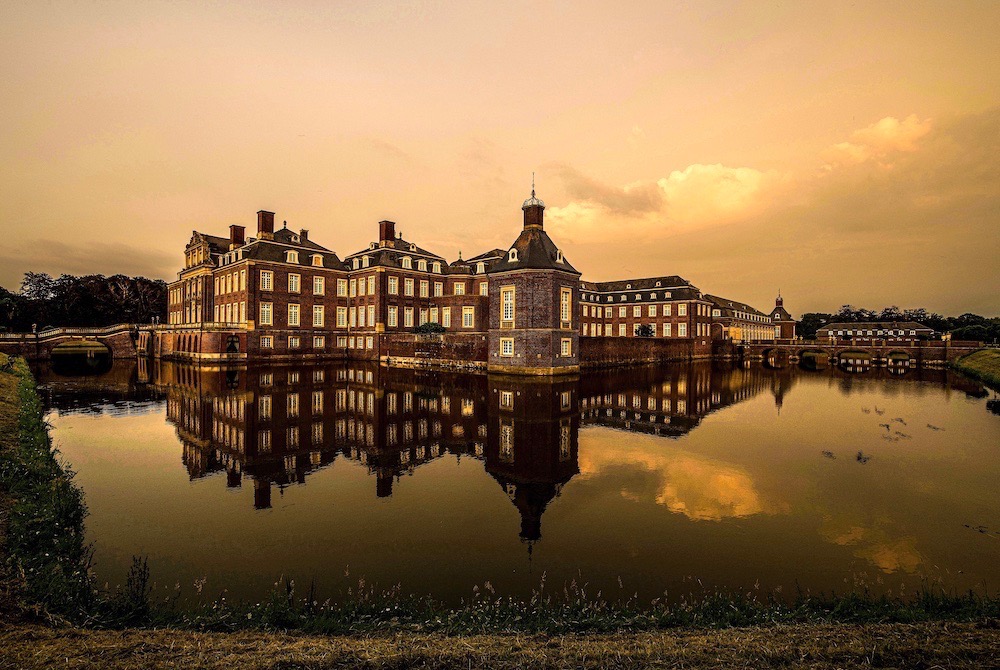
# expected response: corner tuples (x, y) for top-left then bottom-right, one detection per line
(797, 349), (830, 370)
(50, 339), (113, 375)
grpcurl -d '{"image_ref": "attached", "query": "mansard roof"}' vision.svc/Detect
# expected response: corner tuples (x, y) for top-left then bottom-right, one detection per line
(240, 239), (347, 269)
(270, 227), (332, 252)
(704, 294), (769, 318)
(771, 305), (794, 321)
(580, 275), (695, 293)
(344, 235), (445, 262)
(489, 228), (580, 274)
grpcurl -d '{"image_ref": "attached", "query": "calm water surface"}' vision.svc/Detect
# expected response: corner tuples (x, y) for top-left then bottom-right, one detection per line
(37, 358), (1000, 605)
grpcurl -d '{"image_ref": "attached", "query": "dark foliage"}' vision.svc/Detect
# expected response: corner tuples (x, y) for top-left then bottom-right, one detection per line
(414, 322), (446, 334)
(0, 272), (167, 332)
(635, 324), (655, 337)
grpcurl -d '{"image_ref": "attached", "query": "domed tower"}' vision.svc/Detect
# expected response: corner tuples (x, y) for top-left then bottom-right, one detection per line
(771, 292), (796, 340)
(487, 180), (581, 374)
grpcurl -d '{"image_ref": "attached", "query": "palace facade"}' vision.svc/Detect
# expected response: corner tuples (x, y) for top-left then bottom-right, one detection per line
(157, 189), (794, 373)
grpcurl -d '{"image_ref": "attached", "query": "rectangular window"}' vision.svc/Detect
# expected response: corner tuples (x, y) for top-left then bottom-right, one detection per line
(619, 306), (627, 318)
(605, 306), (612, 318)
(288, 273), (300, 293)
(619, 324), (626, 337)
(442, 307), (451, 328)
(349, 279), (357, 297)
(454, 282), (466, 296)
(663, 304), (672, 317)
(313, 276), (325, 295)
(648, 304), (656, 317)
(261, 335), (273, 348)
(678, 303), (687, 316)
(433, 281), (443, 296)
(633, 305), (641, 318)
(404, 307), (414, 327)
(388, 306), (398, 327)
(366, 336), (374, 349)
(430, 307), (438, 323)
(358, 308), (365, 328)
(678, 323), (687, 337)
(419, 309), (428, 325)
(583, 305), (589, 317)
(288, 335), (300, 349)
(287, 393), (299, 417)
(388, 276), (398, 294)
(349, 307), (356, 327)
(337, 336), (347, 347)
(288, 303), (300, 326)
(479, 282), (488, 296)
(337, 307), (347, 327)
(337, 279), (348, 296)
(313, 336), (325, 349)
(367, 276), (375, 294)
(500, 390), (514, 408)
(663, 323), (671, 337)
(259, 395), (272, 419)
(260, 270), (273, 291)
(561, 338), (571, 357)
(259, 302), (273, 326)
(560, 288), (572, 327)
(500, 338), (514, 357)
(404, 278), (414, 296)
(419, 280), (429, 297)
(313, 305), (324, 327)
(501, 286), (515, 325)
(240, 270), (246, 291)
(367, 305), (375, 326)
(462, 306), (474, 328)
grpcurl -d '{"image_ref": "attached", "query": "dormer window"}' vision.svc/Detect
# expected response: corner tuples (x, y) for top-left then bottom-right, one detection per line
(285, 250), (299, 264)
(402, 256), (412, 269)
(418, 259), (427, 271)
(370, 242), (377, 250)
(432, 262), (441, 273)
(409, 243), (416, 252)
(508, 249), (518, 262)
(291, 234), (300, 243)
(352, 258), (359, 270)
(556, 250), (564, 263)
(650, 293), (656, 299)
(634, 294), (640, 300)
(620, 295), (626, 301)
(362, 255), (370, 268)
(311, 254), (323, 267)
(476, 262), (485, 274)
(655, 281), (662, 287)
(626, 283), (632, 289)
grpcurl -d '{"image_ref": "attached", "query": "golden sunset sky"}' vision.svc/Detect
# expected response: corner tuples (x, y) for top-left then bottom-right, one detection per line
(1, 1), (997, 314)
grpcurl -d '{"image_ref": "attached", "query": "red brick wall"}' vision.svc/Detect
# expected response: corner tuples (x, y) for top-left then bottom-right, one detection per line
(579, 335), (712, 369)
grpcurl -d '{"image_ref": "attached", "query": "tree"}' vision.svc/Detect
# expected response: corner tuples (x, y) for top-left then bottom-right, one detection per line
(635, 324), (655, 337)
(414, 322), (446, 334)
(798, 313), (831, 339)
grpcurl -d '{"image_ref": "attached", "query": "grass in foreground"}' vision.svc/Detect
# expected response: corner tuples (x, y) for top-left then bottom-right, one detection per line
(953, 348), (1000, 390)
(4, 621), (1000, 669)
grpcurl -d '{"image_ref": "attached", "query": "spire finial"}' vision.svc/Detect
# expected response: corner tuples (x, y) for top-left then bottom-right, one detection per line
(531, 171), (535, 197)
(283, 220), (287, 229)
(458, 250), (462, 261)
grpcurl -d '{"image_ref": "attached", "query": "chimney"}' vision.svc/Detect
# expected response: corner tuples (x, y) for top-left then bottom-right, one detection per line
(257, 210), (275, 240)
(229, 224), (245, 250)
(379, 220), (396, 244)
(299, 229), (309, 242)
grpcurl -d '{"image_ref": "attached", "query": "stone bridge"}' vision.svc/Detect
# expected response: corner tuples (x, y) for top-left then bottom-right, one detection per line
(0, 324), (139, 361)
(740, 338), (983, 368)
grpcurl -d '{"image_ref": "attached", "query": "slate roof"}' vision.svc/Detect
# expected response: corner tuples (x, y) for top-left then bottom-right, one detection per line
(770, 304), (794, 321)
(344, 236), (445, 262)
(581, 276), (695, 293)
(190, 232), (231, 256)
(704, 294), (769, 319)
(240, 239), (347, 270)
(489, 228), (580, 274)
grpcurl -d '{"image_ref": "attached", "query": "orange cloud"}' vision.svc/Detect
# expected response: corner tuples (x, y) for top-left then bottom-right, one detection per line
(823, 114), (933, 166)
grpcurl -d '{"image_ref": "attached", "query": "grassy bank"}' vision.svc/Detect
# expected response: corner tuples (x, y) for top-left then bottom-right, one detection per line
(4, 621), (1000, 669)
(953, 348), (1000, 390)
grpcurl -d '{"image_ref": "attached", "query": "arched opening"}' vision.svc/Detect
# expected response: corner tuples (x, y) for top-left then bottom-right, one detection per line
(798, 349), (830, 371)
(50, 339), (112, 376)
(887, 351), (911, 375)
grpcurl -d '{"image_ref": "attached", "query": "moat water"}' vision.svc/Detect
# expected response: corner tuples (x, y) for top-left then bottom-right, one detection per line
(36, 358), (1000, 605)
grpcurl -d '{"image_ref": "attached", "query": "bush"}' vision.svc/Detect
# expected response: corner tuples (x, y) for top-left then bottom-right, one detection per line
(635, 324), (655, 338)
(414, 322), (446, 334)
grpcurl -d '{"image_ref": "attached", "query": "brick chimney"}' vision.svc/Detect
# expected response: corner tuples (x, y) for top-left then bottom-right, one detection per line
(299, 229), (309, 242)
(229, 224), (245, 250)
(379, 220), (396, 244)
(257, 210), (275, 240)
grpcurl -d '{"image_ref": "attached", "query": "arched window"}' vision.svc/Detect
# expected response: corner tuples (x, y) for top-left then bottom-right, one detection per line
(402, 256), (412, 269)
(556, 250), (564, 263)
(476, 262), (485, 274)
(311, 255), (323, 267)
(362, 256), (370, 268)
(418, 259), (427, 271)
(285, 250), (299, 264)
(432, 262), (441, 273)
(508, 249), (518, 262)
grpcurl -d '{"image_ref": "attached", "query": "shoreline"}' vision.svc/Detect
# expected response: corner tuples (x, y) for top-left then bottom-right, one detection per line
(952, 348), (1000, 390)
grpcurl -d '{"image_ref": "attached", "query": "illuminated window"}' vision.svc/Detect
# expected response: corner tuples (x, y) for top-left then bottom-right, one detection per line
(500, 338), (514, 357)
(260, 270), (273, 291)
(259, 302), (273, 326)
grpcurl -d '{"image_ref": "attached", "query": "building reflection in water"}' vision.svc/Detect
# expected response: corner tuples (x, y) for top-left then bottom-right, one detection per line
(153, 359), (788, 546)
(153, 359), (983, 546)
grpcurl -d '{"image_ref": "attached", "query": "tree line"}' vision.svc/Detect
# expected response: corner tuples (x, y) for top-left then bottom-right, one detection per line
(0, 272), (167, 332)
(798, 305), (1000, 343)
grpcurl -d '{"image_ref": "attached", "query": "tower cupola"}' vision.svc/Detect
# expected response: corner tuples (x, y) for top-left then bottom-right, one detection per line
(522, 174), (545, 229)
